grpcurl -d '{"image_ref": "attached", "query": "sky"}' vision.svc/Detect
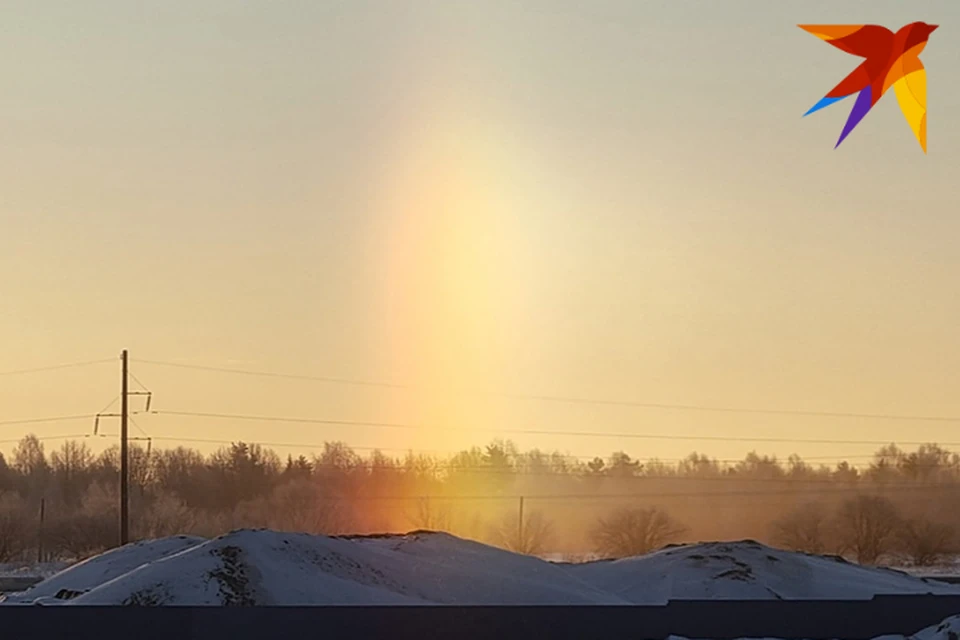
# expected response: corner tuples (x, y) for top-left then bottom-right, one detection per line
(1, 0), (959, 466)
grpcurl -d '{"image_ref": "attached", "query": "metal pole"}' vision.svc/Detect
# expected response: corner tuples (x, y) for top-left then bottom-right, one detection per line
(120, 349), (129, 545)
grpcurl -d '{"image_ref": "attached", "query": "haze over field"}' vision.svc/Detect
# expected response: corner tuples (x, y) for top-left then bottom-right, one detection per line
(3, 435), (960, 562)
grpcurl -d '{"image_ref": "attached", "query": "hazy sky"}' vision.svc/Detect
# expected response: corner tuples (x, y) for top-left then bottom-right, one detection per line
(2, 0), (959, 465)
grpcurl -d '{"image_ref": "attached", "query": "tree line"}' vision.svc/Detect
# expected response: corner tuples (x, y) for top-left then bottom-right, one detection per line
(0, 436), (957, 565)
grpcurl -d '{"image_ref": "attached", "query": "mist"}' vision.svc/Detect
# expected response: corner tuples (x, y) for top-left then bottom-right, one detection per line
(2, 436), (955, 565)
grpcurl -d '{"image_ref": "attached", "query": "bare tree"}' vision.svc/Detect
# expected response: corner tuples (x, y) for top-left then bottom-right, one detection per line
(0, 452), (11, 492)
(406, 497), (452, 532)
(47, 482), (121, 557)
(137, 492), (196, 539)
(495, 510), (554, 556)
(607, 452), (642, 478)
(0, 493), (26, 562)
(50, 440), (94, 506)
(771, 502), (829, 554)
(13, 434), (50, 499)
(835, 495), (901, 565)
(897, 518), (955, 566)
(238, 479), (346, 534)
(591, 506), (686, 558)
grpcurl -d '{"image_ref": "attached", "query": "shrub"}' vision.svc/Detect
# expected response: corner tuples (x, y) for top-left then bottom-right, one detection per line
(591, 506), (686, 558)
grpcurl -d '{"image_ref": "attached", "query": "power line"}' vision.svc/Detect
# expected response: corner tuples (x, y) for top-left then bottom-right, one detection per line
(135, 450), (960, 485)
(125, 364), (153, 429)
(129, 371), (149, 392)
(0, 428), (945, 472)
(0, 432), (953, 496)
(142, 410), (960, 447)
(490, 394), (960, 423)
(146, 410), (419, 429)
(133, 359), (404, 389)
(0, 433), (109, 445)
(0, 414), (95, 428)
(0, 436), (953, 485)
(150, 435), (378, 449)
(130, 415), (149, 438)
(0, 358), (114, 377)
(0, 418), (908, 464)
(1, 430), (954, 486)
(145, 434), (884, 462)
(135, 435), (960, 480)
(96, 397), (119, 415)
(132, 358), (960, 423)
(75, 434), (929, 467)
(297, 483), (960, 502)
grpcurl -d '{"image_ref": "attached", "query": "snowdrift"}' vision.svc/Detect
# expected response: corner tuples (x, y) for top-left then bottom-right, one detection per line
(1, 535), (205, 604)
(908, 615), (960, 640)
(0, 561), (70, 579)
(568, 540), (960, 602)
(667, 614), (960, 640)
(3, 532), (958, 606)
(1, 530), (618, 605)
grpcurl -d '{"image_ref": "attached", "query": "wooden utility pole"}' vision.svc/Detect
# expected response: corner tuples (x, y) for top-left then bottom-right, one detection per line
(518, 496), (524, 552)
(37, 498), (45, 563)
(119, 349), (129, 546)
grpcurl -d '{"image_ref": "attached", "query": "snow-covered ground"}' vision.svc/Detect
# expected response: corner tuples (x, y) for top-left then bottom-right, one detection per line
(3, 532), (959, 607)
(893, 561), (960, 578)
(0, 530), (619, 605)
(667, 615), (960, 640)
(908, 615), (960, 640)
(0, 561), (71, 579)
(566, 540), (960, 602)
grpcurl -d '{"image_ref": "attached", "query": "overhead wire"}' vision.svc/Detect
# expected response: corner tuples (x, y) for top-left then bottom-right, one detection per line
(0, 433), (111, 445)
(140, 410), (960, 447)
(134, 436), (960, 477)
(133, 358), (404, 389)
(0, 414), (96, 428)
(289, 483), (960, 502)
(128, 371), (149, 392)
(132, 358), (960, 423)
(0, 358), (114, 377)
(143, 434), (881, 462)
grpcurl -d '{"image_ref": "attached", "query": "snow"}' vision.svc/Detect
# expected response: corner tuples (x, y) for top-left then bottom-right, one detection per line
(664, 618), (960, 640)
(348, 531), (618, 604)
(567, 540), (960, 603)
(893, 562), (960, 578)
(909, 615), (960, 640)
(0, 561), (70, 579)
(3, 533), (959, 607)
(0, 535), (204, 604)
(1, 530), (621, 605)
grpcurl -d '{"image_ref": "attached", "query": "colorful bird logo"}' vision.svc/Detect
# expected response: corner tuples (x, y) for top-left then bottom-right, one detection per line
(799, 22), (938, 152)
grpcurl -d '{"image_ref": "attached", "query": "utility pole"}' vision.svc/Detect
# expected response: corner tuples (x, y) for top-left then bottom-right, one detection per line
(99, 352), (150, 548)
(37, 497), (45, 563)
(119, 349), (129, 546)
(518, 496), (524, 552)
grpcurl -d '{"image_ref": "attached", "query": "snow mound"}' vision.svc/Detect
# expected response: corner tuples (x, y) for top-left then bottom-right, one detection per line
(568, 540), (960, 603)
(346, 530), (619, 604)
(4, 530), (622, 605)
(6, 534), (960, 606)
(0, 561), (70, 579)
(908, 614), (960, 640)
(1, 535), (204, 604)
(665, 617), (960, 640)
